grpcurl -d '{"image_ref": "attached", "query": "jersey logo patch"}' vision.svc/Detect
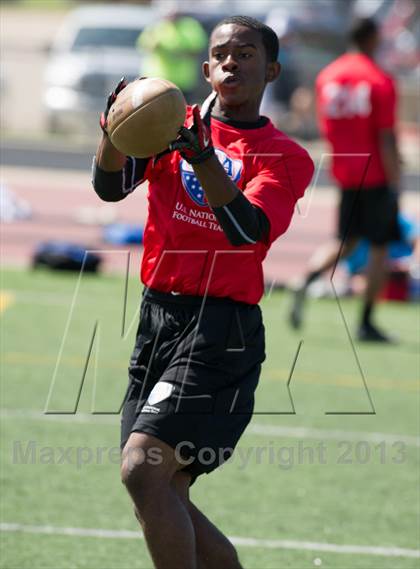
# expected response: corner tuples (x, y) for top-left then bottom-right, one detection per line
(180, 149), (243, 207)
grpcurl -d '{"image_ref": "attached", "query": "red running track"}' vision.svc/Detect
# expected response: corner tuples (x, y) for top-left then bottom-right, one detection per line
(2, 166), (416, 287)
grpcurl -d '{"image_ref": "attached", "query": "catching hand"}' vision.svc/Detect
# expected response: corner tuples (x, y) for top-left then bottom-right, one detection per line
(170, 92), (217, 164)
(99, 77), (127, 134)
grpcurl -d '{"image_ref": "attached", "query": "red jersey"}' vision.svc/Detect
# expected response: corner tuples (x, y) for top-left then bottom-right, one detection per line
(316, 53), (397, 189)
(138, 110), (314, 304)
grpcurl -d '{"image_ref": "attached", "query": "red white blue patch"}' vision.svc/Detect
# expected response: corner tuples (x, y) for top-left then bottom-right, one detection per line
(180, 149), (243, 207)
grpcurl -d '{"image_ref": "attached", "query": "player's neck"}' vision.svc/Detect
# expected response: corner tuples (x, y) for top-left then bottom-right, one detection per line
(212, 100), (261, 123)
(350, 47), (376, 60)
(360, 49), (375, 59)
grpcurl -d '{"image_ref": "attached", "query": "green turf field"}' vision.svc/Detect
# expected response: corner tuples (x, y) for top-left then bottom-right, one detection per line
(1, 268), (419, 569)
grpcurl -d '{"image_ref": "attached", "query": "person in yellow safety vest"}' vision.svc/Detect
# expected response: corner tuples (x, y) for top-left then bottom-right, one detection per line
(137, 13), (207, 102)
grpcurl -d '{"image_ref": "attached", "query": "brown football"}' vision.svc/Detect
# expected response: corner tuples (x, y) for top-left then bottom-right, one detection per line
(107, 77), (187, 158)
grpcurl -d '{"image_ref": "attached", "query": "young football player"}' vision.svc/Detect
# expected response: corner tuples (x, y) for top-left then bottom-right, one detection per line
(93, 15), (314, 569)
(289, 17), (400, 342)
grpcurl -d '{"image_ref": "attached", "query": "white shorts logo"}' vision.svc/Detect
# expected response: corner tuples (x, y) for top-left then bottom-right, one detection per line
(147, 381), (174, 406)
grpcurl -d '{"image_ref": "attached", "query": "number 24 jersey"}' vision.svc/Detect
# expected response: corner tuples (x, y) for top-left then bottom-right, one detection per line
(316, 52), (397, 189)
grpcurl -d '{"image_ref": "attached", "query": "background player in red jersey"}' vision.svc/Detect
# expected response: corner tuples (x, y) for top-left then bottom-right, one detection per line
(289, 17), (401, 342)
(93, 16), (313, 569)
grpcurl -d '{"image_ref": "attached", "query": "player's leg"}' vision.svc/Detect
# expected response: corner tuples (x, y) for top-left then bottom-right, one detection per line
(358, 244), (392, 341)
(357, 187), (398, 342)
(289, 188), (360, 329)
(172, 471), (243, 569)
(121, 296), (263, 568)
(289, 236), (359, 329)
(121, 432), (197, 569)
(305, 236), (360, 284)
(365, 245), (388, 305)
(161, 303), (261, 569)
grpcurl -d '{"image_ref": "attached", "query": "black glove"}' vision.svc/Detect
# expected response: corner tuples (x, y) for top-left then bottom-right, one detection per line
(99, 77), (127, 135)
(169, 92), (217, 164)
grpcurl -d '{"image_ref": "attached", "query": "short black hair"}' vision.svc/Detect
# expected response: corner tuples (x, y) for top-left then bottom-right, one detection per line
(212, 15), (279, 62)
(349, 17), (378, 48)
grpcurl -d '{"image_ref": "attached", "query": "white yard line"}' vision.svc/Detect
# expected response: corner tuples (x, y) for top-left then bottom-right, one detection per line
(1, 522), (419, 559)
(1, 408), (419, 447)
(247, 423), (420, 448)
(0, 408), (118, 425)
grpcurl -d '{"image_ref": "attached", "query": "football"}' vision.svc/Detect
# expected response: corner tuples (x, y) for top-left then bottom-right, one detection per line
(107, 77), (187, 158)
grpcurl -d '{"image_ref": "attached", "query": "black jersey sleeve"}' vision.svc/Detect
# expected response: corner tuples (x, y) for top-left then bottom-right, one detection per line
(211, 191), (270, 246)
(91, 156), (149, 202)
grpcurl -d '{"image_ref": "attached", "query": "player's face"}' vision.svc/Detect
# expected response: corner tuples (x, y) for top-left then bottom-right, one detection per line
(203, 24), (280, 117)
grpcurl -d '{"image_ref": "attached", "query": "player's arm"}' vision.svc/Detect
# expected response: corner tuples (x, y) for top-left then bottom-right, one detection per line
(374, 78), (401, 189)
(170, 101), (270, 245)
(193, 155), (270, 245)
(378, 128), (401, 189)
(96, 134), (127, 172)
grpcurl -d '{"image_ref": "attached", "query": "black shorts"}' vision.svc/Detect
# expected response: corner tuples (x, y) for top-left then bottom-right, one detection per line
(338, 186), (400, 245)
(120, 288), (265, 482)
